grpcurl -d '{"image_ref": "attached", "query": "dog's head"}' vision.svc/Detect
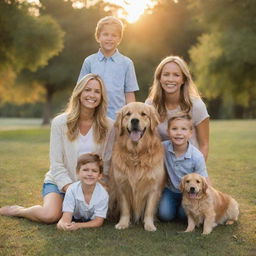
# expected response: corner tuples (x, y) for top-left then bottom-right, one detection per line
(115, 102), (159, 142)
(179, 173), (208, 199)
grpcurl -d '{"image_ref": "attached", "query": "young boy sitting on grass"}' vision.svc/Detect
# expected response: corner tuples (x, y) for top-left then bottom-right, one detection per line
(158, 113), (210, 222)
(57, 153), (109, 231)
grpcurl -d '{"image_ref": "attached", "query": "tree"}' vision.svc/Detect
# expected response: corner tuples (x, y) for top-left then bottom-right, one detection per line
(3, 0), (201, 120)
(189, 0), (256, 118)
(0, 0), (64, 104)
(121, 0), (201, 101)
(18, 0), (107, 124)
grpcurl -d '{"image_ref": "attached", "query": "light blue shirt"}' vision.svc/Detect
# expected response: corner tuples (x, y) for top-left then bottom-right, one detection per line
(163, 141), (208, 193)
(78, 49), (139, 119)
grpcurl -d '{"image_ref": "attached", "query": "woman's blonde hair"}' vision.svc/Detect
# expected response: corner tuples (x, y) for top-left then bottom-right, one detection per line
(148, 56), (200, 121)
(65, 74), (108, 143)
(95, 16), (124, 41)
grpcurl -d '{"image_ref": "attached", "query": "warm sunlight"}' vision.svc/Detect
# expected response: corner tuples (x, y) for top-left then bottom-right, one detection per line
(104, 0), (158, 23)
(26, 0), (158, 23)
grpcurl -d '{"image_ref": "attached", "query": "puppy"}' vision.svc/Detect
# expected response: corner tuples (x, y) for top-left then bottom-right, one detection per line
(180, 173), (239, 235)
(109, 102), (166, 231)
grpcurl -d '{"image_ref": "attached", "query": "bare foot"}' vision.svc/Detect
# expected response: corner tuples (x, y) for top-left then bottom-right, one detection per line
(0, 205), (25, 216)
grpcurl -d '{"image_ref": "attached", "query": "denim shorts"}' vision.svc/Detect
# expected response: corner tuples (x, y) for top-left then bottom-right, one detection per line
(42, 183), (65, 198)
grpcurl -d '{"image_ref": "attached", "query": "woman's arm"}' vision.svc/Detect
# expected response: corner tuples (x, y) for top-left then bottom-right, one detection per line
(49, 116), (73, 191)
(64, 217), (104, 231)
(195, 118), (209, 161)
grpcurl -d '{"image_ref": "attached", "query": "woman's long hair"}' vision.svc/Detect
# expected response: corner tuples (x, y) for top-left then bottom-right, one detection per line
(65, 74), (108, 143)
(148, 56), (200, 121)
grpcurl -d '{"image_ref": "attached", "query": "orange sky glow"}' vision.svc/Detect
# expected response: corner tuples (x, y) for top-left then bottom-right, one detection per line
(25, 0), (160, 23)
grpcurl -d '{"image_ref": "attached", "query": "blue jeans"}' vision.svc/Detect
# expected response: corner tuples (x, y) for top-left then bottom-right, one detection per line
(158, 187), (187, 221)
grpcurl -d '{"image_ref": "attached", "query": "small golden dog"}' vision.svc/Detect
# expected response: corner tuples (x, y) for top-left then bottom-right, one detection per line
(109, 102), (166, 231)
(180, 173), (239, 235)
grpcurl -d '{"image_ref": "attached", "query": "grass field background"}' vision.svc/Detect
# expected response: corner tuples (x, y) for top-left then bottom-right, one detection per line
(0, 119), (255, 256)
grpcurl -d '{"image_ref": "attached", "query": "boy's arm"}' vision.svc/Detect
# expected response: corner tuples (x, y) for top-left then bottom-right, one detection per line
(125, 92), (136, 104)
(77, 58), (91, 83)
(57, 212), (73, 230)
(124, 59), (139, 102)
(67, 217), (105, 230)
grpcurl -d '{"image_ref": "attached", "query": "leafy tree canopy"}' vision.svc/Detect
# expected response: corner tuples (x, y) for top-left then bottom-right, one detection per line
(189, 0), (256, 109)
(0, 0), (64, 103)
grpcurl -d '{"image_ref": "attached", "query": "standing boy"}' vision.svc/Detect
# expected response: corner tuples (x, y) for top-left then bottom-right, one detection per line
(77, 16), (139, 119)
(57, 153), (109, 230)
(158, 113), (209, 222)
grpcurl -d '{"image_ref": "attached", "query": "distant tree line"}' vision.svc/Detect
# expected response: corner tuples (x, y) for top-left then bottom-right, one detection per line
(0, 0), (255, 122)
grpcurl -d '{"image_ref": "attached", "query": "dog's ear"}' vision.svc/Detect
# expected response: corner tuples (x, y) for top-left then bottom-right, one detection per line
(115, 110), (124, 136)
(202, 177), (208, 194)
(148, 105), (160, 133)
(179, 177), (185, 193)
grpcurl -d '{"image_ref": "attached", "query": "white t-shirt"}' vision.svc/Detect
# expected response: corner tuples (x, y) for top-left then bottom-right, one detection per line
(62, 181), (109, 220)
(78, 127), (95, 156)
(145, 97), (209, 148)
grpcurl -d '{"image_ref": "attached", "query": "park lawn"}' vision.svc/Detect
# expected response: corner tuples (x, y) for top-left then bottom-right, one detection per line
(0, 120), (255, 256)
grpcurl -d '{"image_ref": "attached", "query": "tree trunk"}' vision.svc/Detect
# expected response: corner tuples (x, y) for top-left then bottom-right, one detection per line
(42, 87), (53, 125)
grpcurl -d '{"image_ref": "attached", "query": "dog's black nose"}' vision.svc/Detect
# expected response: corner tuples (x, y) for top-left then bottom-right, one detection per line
(131, 118), (139, 127)
(190, 187), (196, 193)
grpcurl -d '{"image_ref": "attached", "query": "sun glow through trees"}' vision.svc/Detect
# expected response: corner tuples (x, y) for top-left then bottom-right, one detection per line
(104, 0), (158, 23)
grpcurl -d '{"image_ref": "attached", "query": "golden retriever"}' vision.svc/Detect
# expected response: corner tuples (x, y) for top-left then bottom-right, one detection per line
(180, 173), (239, 235)
(109, 102), (166, 231)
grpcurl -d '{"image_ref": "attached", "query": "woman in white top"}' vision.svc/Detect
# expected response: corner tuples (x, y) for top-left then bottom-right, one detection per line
(0, 74), (114, 223)
(146, 56), (209, 160)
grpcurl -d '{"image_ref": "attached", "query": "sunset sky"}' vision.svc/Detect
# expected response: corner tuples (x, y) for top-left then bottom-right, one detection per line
(26, 0), (159, 23)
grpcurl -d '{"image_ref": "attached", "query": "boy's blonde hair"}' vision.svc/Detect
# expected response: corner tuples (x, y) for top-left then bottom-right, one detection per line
(76, 153), (103, 174)
(167, 112), (193, 130)
(148, 56), (201, 122)
(65, 73), (108, 143)
(95, 16), (124, 41)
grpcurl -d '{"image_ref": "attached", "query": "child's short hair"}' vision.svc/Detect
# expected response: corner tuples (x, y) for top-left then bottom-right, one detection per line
(95, 16), (124, 41)
(76, 153), (103, 174)
(167, 112), (193, 130)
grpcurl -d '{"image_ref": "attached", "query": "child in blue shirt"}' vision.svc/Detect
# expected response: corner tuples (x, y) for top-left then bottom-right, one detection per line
(57, 153), (109, 231)
(158, 113), (209, 221)
(78, 16), (139, 119)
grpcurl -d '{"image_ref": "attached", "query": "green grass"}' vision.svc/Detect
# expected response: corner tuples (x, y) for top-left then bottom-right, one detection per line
(0, 118), (42, 130)
(0, 120), (255, 256)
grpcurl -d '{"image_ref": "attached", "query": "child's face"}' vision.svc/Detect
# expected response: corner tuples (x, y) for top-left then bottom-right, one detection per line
(168, 119), (192, 147)
(97, 25), (121, 54)
(80, 79), (102, 110)
(77, 162), (102, 186)
(160, 62), (184, 95)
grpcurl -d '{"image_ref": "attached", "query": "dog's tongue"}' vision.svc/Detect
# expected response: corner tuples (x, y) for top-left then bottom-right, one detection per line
(129, 131), (142, 142)
(189, 193), (197, 199)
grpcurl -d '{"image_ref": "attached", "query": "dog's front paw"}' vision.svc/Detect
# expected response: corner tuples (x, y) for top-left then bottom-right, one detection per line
(115, 222), (129, 230)
(144, 222), (156, 232)
(184, 229), (194, 233)
(226, 220), (235, 225)
(202, 230), (212, 235)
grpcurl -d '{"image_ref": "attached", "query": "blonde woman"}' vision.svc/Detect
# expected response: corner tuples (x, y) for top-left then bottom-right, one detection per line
(0, 74), (114, 223)
(146, 56), (209, 160)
